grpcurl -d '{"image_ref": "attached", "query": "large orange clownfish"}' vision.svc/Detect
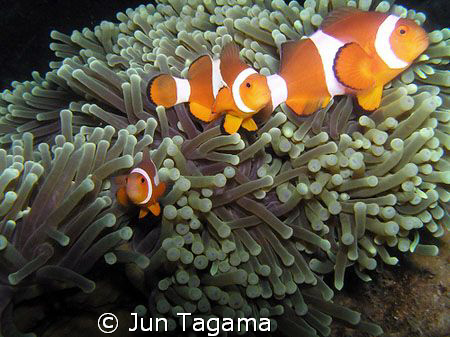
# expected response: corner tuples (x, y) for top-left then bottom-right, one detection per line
(115, 150), (166, 219)
(148, 43), (272, 134)
(269, 8), (429, 115)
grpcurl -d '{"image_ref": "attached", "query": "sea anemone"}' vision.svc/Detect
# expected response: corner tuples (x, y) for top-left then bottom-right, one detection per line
(0, 0), (448, 336)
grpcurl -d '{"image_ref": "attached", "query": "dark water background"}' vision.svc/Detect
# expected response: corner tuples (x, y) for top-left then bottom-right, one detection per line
(0, 0), (448, 90)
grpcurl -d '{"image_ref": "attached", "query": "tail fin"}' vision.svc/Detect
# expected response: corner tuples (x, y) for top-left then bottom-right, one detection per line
(147, 74), (178, 107)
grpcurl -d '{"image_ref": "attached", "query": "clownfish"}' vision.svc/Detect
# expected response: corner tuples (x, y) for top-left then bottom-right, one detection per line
(270, 8), (429, 115)
(148, 53), (222, 123)
(211, 43), (272, 134)
(115, 150), (166, 219)
(148, 43), (272, 134)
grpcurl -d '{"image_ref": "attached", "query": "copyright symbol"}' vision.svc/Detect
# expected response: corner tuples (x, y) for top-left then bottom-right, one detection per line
(98, 313), (118, 334)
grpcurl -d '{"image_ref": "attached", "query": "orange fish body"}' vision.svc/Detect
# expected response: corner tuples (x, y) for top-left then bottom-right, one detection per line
(212, 43), (272, 134)
(148, 54), (222, 123)
(116, 151), (166, 219)
(279, 38), (333, 116)
(276, 8), (429, 115)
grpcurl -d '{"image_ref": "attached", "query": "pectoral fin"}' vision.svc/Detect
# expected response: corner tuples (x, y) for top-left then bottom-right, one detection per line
(255, 104), (273, 124)
(356, 85), (383, 111)
(333, 42), (375, 91)
(223, 114), (243, 134)
(116, 187), (129, 207)
(213, 87), (235, 114)
(241, 118), (258, 132)
(148, 203), (161, 216)
(155, 181), (167, 199)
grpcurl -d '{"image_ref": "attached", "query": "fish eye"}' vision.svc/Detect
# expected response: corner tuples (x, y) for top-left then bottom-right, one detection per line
(141, 177), (145, 183)
(398, 26), (408, 35)
(246, 82), (251, 88)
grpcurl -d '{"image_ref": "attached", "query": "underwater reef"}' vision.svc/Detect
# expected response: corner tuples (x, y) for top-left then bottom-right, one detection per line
(0, 0), (448, 336)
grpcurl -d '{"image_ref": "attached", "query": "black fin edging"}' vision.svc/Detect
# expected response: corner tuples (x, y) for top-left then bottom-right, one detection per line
(332, 43), (365, 91)
(146, 74), (163, 106)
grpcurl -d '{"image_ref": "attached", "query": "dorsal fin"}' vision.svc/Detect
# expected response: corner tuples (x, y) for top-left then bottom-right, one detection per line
(320, 7), (361, 30)
(139, 148), (157, 182)
(220, 42), (241, 65)
(219, 42), (247, 86)
(188, 54), (212, 80)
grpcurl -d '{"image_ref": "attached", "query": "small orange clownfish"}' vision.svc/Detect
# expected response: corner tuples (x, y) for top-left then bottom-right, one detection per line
(115, 151), (166, 219)
(212, 42), (272, 134)
(269, 8), (429, 115)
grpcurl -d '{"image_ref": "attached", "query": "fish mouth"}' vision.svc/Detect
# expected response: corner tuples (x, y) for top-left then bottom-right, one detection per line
(260, 91), (272, 105)
(127, 194), (141, 204)
(416, 35), (430, 52)
(126, 187), (144, 204)
(246, 91), (271, 113)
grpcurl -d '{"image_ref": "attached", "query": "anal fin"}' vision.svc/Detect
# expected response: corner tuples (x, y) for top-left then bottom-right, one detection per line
(241, 118), (258, 132)
(223, 114), (244, 134)
(286, 97), (324, 116)
(286, 98), (305, 116)
(189, 102), (218, 122)
(148, 203), (161, 216)
(321, 96), (332, 108)
(356, 85), (383, 111)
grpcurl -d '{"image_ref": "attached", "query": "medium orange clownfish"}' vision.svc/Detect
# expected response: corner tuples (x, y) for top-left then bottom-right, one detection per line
(148, 53), (223, 123)
(270, 7), (429, 115)
(148, 42), (272, 134)
(212, 42), (272, 134)
(115, 151), (166, 219)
